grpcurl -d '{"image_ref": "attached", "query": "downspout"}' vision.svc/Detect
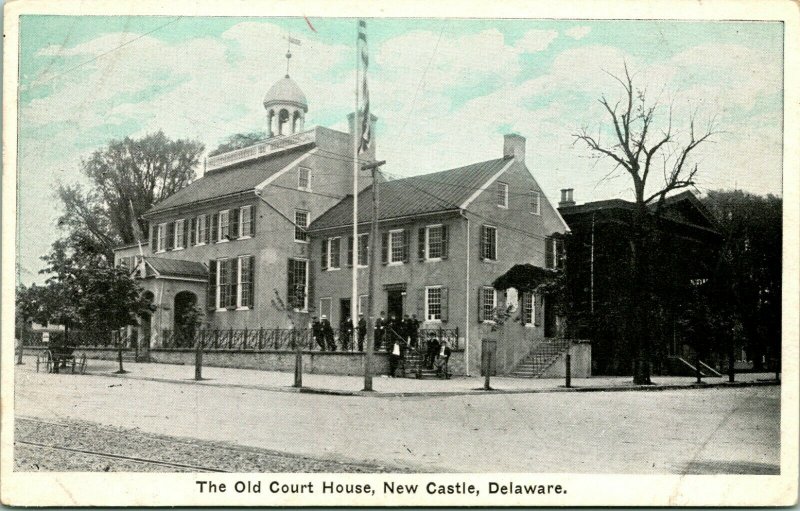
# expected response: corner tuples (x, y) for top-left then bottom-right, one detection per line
(461, 209), (471, 376)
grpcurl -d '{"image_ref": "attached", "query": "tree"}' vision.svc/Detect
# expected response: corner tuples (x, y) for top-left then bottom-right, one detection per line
(208, 131), (266, 157)
(702, 190), (782, 371)
(57, 130), (204, 260)
(16, 239), (149, 343)
(574, 64), (717, 384)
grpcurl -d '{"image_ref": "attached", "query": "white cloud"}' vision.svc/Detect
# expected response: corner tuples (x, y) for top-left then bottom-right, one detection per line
(565, 26), (591, 40)
(516, 29), (558, 53)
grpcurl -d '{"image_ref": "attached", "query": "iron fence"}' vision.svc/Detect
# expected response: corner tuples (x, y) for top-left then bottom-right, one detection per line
(157, 326), (460, 352)
(20, 329), (135, 348)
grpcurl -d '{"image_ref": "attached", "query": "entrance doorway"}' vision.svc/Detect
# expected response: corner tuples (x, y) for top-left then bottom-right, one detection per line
(339, 298), (352, 324)
(139, 291), (154, 348)
(387, 289), (404, 321)
(174, 291), (199, 346)
(544, 295), (556, 338)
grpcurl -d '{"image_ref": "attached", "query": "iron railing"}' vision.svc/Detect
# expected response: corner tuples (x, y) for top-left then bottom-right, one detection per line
(20, 330), (135, 348)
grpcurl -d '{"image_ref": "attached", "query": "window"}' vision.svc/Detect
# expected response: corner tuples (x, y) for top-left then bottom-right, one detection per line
(239, 206), (252, 238)
(530, 190), (541, 215)
(326, 237), (341, 270)
(426, 286), (442, 321)
(156, 223), (167, 252)
(218, 210), (230, 242)
(389, 230), (405, 263)
(287, 258), (308, 310)
(238, 256), (253, 309)
(522, 292), (534, 326)
(481, 287), (496, 322)
(196, 215), (207, 245)
(545, 237), (565, 269)
(217, 258), (237, 309)
(497, 182), (508, 208)
(357, 233), (369, 266)
(174, 219), (185, 249)
(481, 225), (497, 261)
(298, 167), (311, 190)
(295, 210), (309, 242)
(426, 225), (443, 259)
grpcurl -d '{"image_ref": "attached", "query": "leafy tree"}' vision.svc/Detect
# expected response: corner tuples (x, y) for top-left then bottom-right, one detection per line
(208, 131), (267, 157)
(574, 64), (717, 384)
(702, 190), (782, 370)
(16, 240), (149, 342)
(57, 130), (204, 260)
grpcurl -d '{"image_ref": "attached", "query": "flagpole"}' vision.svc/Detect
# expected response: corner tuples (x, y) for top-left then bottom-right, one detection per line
(351, 20), (360, 348)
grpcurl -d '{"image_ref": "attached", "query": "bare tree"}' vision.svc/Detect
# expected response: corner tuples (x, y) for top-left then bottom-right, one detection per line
(574, 63), (717, 384)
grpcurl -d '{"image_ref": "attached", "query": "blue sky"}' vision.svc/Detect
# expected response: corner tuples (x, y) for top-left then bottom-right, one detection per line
(16, 16), (784, 283)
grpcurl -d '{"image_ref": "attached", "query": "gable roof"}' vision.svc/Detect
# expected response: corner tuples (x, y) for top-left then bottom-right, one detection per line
(145, 145), (313, 217)
(310, 157), (512, 230)
(144, 257), (208, 280)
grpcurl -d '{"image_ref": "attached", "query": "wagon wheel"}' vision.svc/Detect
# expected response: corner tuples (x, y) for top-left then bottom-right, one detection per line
(44, 350), (54, 373)
(78, 354), (87, 375)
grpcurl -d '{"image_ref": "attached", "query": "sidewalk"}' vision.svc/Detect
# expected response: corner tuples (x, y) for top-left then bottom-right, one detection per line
(20, 355), (779, 397)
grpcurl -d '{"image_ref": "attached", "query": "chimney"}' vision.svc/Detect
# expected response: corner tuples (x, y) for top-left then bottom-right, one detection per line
(559, 188), (576, 207)
(503, 134), (526, 161)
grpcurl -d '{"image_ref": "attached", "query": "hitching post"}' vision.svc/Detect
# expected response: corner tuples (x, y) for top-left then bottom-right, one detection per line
(565, 341), (571, 388)
(482, 339), (494, 390)
(194, 336), (203, 381)
(294, 330), (303, 388)
(16, 336), (24, 365)
(115, 333), (128, 374)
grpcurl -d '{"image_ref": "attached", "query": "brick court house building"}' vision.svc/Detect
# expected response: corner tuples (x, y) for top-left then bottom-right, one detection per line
(115, 72), (569, 376)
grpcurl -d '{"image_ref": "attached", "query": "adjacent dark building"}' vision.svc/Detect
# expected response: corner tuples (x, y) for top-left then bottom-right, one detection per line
(558, 189), (723, 375)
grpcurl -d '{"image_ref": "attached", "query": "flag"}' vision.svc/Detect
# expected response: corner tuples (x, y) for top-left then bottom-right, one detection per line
(286, 35), (301, 46)
(357, 19), (371, 154)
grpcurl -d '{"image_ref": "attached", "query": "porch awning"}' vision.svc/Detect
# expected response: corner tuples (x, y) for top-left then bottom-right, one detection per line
(492, 264), (560, 293)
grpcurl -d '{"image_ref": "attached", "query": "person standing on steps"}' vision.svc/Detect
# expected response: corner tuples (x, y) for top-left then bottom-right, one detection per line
(321, 315), (336, 351)
(374, 311), (387, 350)
(311, 316), (325, 351)
(389, 337), (402, 377)
(357, 313), (367, 352)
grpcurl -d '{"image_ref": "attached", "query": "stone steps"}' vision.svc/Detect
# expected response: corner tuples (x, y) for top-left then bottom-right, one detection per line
(510, 339), (570, 378)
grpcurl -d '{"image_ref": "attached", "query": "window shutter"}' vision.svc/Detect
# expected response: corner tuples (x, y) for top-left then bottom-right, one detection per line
(248, 255), (256, 308)
(441, 287), (449, 322)
(151, 224), (157, 251)
(228, 259), (238, 310)
(534, 293), (543, 326)
(321, 239), (328, 270)
(556, 238), (565, 269)
(167, 222), (175, 250)
(479, 226), (487, 260)
(417, 288), (425, 319)
(183, 219), (189, 248)
(331, 238), (340, 268)
(286, 260), (295, 310)
(189, 217), (196, 246)
(441, 225), (449, 260)
(381, 232), (389, 265)
(402, 229), (410, 263)
(545, 237), (554, 268)
(418, 228), (426, 261)
(250, 205), (256, 236)
(347, 236), (354, 267)
(211, 213), (219, 243)
(204, 214), (210, 244)
(477, 288), (485, 322)
(207, 260), (217, 311)
(230, 208), (239, 239)
(306, 260), (314, 314)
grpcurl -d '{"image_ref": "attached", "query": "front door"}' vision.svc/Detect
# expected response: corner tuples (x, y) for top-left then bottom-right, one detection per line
(387, 290), (404, 321)
(544, 295), (556, 338)
(339, 298), (351, 324)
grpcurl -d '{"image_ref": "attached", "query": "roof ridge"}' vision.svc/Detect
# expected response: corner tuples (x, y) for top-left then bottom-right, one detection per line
(388, 156), (509, 182)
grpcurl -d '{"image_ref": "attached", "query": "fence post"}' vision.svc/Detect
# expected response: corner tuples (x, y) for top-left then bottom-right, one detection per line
(482, 339), (494, 390)
(194, 336), (203, 380)
(16, 336), (24, 365)
(293, 330), (302, 388)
